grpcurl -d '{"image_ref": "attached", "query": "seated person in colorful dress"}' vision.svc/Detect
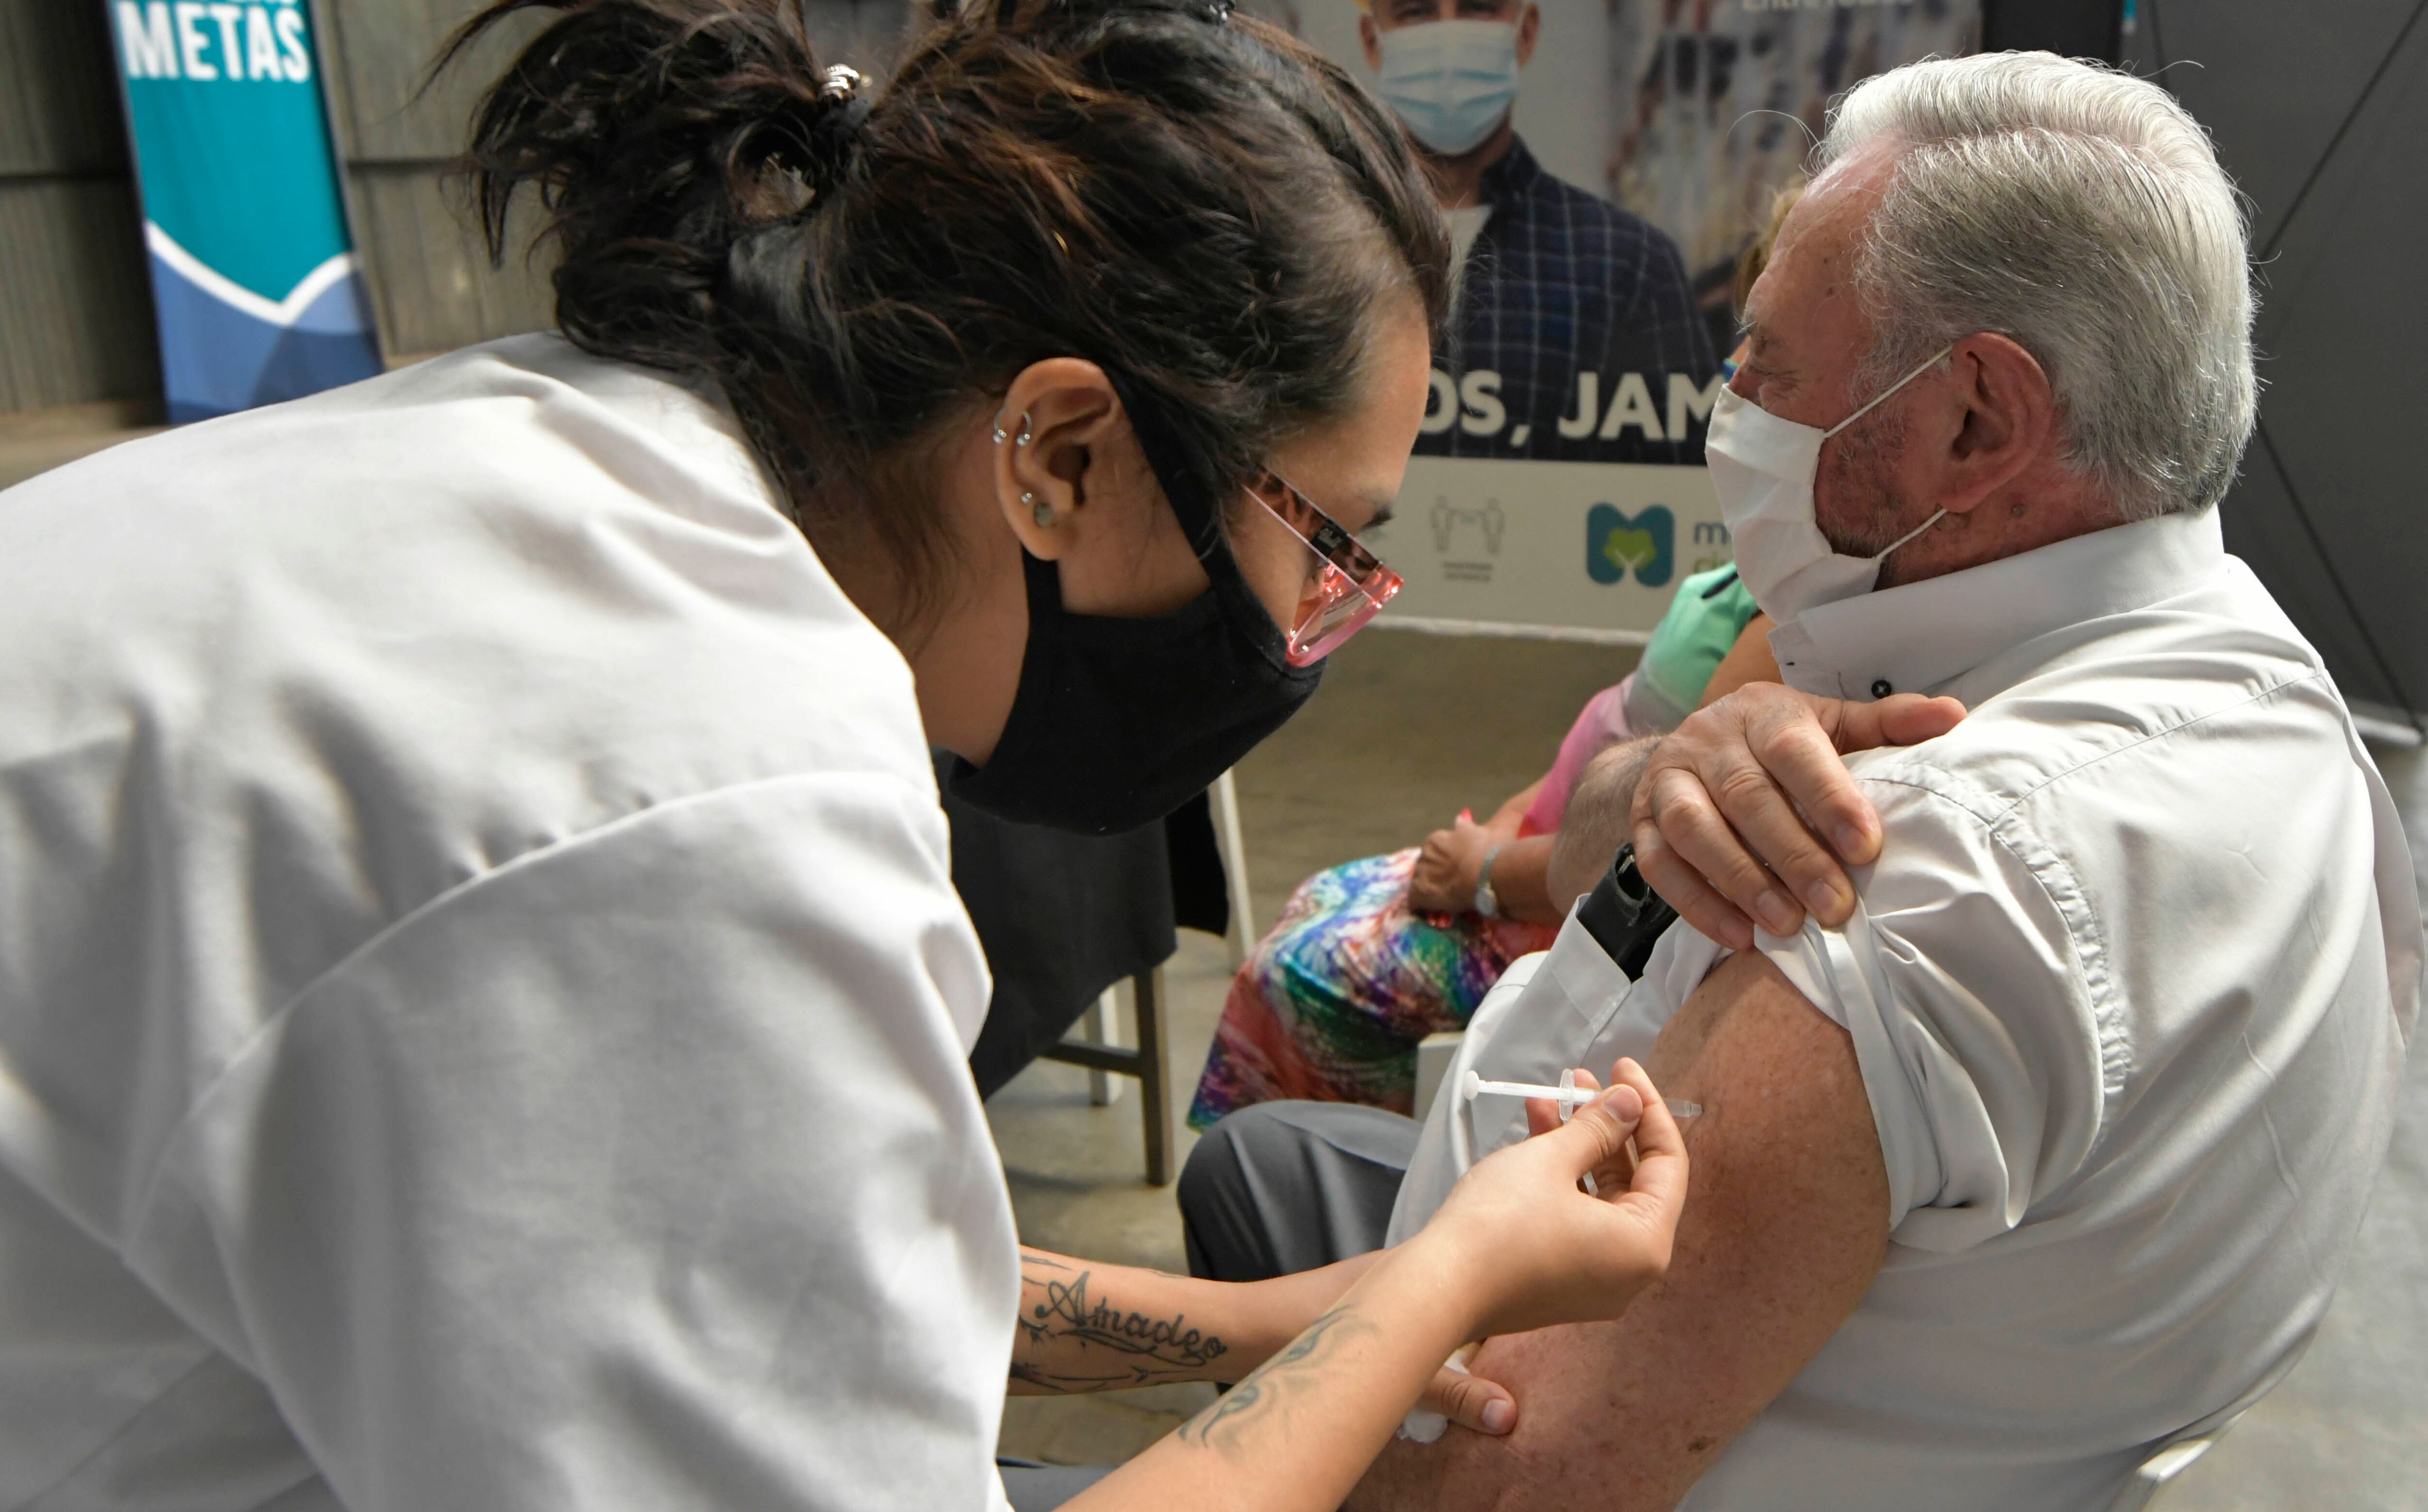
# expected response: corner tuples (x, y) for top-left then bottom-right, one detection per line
(1187, 565), (1767, 1126)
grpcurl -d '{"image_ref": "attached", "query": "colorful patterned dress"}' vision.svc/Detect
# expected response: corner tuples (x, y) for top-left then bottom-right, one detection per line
(1188, 564), (1760, 1128)
(1187, 848), (1559, 1127)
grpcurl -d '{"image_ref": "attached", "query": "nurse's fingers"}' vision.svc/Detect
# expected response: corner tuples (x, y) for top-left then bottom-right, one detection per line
(1603, 1058), (1687, 1227)
(1523, 1067), (1600, 1140)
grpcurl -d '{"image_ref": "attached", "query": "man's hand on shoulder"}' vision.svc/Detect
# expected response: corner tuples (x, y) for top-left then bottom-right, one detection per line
(1544, 685), (1963, 929)
(1631, 685), (1964, 949)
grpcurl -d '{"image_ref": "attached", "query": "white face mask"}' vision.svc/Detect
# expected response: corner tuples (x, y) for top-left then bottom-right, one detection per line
(1704, 345), (1955, 622)
(1375, 20), (1520, 157)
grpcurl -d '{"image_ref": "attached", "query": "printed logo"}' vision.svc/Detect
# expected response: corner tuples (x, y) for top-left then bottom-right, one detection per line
(1585, 504), (1675, 587)
(1429, 496), (1506, 554)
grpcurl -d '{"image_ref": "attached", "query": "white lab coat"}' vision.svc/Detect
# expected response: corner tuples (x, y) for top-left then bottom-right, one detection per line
(0, 336), (1020, 1511)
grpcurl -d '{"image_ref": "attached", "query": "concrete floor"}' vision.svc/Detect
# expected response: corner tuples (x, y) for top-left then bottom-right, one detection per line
(988, 629), (2428, 1508)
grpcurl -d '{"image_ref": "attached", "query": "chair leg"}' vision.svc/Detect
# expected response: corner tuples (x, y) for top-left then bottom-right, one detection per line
(1083, 986), (1123, 1107)
(1134, 967), (1173, 1186)
(1211, 770), (1256, 969)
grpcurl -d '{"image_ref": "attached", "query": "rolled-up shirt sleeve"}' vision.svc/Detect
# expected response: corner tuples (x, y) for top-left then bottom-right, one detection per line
(120, 773), (1018, 1511)
(1755, 773), (2110, 1252)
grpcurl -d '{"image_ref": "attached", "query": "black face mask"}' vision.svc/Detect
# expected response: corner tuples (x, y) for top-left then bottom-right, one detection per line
(944, 408), (1325, 836)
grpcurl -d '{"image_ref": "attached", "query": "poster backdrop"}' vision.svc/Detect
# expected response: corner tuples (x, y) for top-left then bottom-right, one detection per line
(1279, 0), (1980, 638)
(104, 0), (383, 423)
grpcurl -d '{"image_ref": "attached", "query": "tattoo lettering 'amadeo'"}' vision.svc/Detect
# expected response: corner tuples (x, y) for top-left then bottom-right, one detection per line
(1012, 1250), (1230, 1392)
(1177, 1306), (1370, 1456)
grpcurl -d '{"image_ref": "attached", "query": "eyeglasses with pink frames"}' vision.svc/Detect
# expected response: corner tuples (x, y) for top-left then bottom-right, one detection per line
(1249, 473), (1405, 667)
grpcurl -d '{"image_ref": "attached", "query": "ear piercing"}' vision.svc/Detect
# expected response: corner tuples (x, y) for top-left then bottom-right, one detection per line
(1003, 414), (1045, 522)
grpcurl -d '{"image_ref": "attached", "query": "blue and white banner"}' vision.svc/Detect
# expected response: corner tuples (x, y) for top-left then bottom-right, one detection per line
(105, 0), (382, 422)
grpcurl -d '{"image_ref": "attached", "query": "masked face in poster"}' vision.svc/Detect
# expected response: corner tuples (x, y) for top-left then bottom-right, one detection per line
(1360, 0), (1539, 160)
(1375, 19), (1520, 155)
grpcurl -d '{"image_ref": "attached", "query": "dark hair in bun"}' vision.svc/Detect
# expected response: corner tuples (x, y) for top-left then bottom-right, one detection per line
(446, 0), (1450, 620)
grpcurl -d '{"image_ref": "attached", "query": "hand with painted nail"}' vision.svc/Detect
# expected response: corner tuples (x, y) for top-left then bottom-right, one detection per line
(1421, 1058), (1689, 1342)
(1630, 683), (1965, 949)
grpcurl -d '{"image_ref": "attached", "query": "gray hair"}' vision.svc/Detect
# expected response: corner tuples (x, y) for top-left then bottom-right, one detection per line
(1817, 52), (2256, 521)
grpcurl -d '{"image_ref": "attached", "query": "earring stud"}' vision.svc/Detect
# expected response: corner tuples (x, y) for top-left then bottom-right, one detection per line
(992, 423), (1009, 445)
(1014, 414), (1034, 448)
(1025, 492), (1053, 526)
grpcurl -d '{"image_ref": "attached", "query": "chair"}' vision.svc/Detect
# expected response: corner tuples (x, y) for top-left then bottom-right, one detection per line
(947, 764), (1256, 1185)
(1041, 969), (1174, 1184)
(1042, 770), (1257, 1183)
(1209, 768), (1257, 968)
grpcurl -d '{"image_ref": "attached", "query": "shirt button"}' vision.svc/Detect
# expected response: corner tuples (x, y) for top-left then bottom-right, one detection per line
(1871, 678), (1894, 699)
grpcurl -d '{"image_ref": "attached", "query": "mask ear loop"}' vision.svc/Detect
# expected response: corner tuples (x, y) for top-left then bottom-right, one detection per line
(1821, 343), (1956, 440)
(1822, 343), (1959, 563)
(1866, 504), (1948, 565)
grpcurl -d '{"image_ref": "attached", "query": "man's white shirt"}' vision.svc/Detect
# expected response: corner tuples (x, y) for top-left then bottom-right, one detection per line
(1390, 508), (2421, 1509)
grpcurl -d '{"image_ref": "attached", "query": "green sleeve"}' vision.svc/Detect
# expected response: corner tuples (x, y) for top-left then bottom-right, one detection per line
(1636, 566), (1761, 714)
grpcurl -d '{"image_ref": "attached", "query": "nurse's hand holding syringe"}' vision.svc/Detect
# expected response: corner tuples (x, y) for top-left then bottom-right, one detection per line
(1064, 1058), (1688, 1512)
(1466, 1067), (1699, 1194)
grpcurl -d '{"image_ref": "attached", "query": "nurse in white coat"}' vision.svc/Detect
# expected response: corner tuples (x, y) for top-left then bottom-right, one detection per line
(0, 0), (1691, 1508)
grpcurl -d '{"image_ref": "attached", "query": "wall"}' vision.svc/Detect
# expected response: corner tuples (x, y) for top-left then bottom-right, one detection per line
(0, 1), (160, 415)
(312, 0), (555, 363)
(2130, 0), (2426, 725)
(312, 0), (917, 364)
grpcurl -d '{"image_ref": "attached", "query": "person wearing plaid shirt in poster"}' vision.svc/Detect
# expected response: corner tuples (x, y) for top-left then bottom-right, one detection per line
(1359, 0), (1720, 464)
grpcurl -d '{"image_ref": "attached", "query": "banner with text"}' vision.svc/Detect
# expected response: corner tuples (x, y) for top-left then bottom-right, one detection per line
(1282, 0), (1978, 636)
(1363, 459), (1732, 638)
(105, 0), (382, 422)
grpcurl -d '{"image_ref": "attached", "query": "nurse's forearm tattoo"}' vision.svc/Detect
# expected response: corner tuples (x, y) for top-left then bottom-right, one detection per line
(1011, 1248), (1230, 1391)
(1176, 1305), (1369, 1455)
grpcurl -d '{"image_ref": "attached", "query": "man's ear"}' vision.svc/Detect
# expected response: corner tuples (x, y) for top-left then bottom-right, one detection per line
(1515, 2), (1539, 67)
(1360, 14), (1383, 72)
(1932, 333), (2054, 519)
(992, 358), (1128, 563)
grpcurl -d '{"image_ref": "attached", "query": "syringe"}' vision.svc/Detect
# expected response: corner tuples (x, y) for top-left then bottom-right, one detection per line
(1462, 1068), (1701, 1123)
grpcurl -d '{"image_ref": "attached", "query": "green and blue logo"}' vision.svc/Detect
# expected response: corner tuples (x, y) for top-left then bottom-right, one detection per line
(1585, 504), (1675, 587)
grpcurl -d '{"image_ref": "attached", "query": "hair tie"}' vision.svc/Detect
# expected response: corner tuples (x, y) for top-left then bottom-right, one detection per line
(759, 65), (868, 209)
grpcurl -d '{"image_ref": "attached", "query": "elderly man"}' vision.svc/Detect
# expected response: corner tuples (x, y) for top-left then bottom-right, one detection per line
(1181, 51), (2420, 1510)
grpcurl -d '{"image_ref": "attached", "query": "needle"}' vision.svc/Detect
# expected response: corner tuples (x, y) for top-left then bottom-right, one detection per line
(1462, 1070), (1702, 1121)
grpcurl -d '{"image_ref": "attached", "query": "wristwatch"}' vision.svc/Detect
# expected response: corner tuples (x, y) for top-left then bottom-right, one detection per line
(1574, 842), (1678, 980)
(1473, 844), (1506, 919)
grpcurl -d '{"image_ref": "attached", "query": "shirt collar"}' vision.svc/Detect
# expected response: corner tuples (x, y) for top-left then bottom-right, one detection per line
(1767, 507), (2228, 702)
(1476, 134), (1543, 209)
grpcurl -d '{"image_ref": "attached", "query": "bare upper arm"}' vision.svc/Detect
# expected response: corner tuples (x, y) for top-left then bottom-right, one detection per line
(1350, 949), (1889, 1512)
(1697, 613), (1778, 708)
